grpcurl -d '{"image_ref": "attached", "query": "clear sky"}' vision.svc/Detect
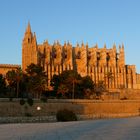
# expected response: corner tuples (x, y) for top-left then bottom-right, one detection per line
(0, 0), (140, 72)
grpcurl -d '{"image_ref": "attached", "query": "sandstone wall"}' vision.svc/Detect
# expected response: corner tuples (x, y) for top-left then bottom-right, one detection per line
(0, 64), (20, 75)
(0, 99), (140, 119)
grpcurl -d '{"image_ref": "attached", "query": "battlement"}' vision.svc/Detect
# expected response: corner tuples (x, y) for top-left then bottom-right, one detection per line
(0, 64), (21, 76)
(0, 64), (20, 68)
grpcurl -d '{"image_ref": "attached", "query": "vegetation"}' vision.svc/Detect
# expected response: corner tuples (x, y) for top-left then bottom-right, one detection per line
(50, 70), (97, 99)
(20, 98), (25, 105)
(20, 98), (34, 106)
(25, 63), (48, 98)
(0, 74), (7, 97)
(56, 109), (77, 122)
(6, 68), (22, 98)
(0, 64), (106, 99)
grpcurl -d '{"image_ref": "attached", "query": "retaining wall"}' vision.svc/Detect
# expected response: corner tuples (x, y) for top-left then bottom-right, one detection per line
(0, 99), (140, 120)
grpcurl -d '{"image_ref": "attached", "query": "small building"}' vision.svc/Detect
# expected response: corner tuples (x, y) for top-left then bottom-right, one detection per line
(0, 64), (21, 76)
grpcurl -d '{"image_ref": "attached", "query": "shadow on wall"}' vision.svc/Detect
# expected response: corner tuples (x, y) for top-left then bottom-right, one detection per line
(0, 99), (140, 119)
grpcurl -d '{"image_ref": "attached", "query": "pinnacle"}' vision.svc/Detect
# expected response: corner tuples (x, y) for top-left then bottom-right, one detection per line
(26, 22), (31, 33)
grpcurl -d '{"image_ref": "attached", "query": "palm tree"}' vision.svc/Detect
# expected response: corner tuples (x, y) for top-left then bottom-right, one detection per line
(0, 74), (7, 97)
(94, 80), (106, 99)
(6, 68), (22, 98)
(57, 84), (68, 98)
(25, 63), (48, 98)
(66, 72), (81, 99)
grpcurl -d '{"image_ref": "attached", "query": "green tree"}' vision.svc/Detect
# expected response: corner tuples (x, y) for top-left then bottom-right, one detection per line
(66, 71), (81, 99)
(25, 63), (48, 98)
(6, 68), (22, 98)
(57, 84), (68, 98)
(80, 76), (95, 98)
(50, 74), (60, 93)
(0, 74), (7, 97)
(94, 80), (106, 98)
(51, 70), (82, 99)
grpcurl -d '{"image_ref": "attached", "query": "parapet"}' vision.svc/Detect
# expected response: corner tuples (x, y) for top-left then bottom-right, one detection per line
(0, 64), (21, 68)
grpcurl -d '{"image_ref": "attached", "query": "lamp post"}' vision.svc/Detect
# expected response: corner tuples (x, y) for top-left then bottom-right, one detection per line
(37, 106), (41, 121)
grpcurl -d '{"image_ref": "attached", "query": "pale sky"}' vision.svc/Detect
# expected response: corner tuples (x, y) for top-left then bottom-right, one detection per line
(0, 0), (140, 72)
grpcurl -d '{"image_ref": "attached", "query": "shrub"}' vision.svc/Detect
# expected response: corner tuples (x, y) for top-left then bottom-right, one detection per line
(20, 99), (25, 105)
(56, 109), (77, 122)
(9, 98), (13, 102)
(25, 112), (32, 117)
(27, 98), (34, 106)
(40, 96), (47, 103)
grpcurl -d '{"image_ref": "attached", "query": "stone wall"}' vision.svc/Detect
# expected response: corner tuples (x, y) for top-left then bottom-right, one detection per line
(0, 99), (140, 119)
(136, 73), (140, 89)
(0, 64), (20, 75)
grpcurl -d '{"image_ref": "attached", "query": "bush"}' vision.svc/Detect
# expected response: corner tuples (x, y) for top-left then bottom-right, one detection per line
(25, 112), (32, 117)
(9, 97), (13, 102)
(20, 99), (25, 105)
(27, 98), (34, 106)
(56, 109), (77, 122)
(40, 96), (47, 103)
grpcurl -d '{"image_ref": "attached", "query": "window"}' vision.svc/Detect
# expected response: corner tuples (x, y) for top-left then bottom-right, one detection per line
(87, 51), (91, 59)
(97, 52), (100, 60)
(76, 51), (81, 59)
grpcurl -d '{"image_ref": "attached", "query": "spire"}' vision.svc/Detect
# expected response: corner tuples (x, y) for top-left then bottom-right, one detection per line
(76, 42), (79, 47)
(26, 22), (31, 33)
(64, 41), (66, 46)
(86, 43), (88, 48)
(67, 41), (70, 45)
(95, 43), (98, 49)
(104, 43), (106, 49)
(113, 43), (116, 50)
(81, 41), (84, 47)
(122, 43), (124, 50)
(33, 32), (37, 44)
(23, 22), (33, 44)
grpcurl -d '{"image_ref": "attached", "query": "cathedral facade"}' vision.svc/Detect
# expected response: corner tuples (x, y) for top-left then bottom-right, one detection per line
(22, 23), (140, 89)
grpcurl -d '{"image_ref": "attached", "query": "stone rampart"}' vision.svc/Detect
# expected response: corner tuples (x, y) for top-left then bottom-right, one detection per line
(0, 99), (140, 120)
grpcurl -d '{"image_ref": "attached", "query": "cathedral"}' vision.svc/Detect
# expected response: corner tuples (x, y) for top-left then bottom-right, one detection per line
(22, 23), (140, 90)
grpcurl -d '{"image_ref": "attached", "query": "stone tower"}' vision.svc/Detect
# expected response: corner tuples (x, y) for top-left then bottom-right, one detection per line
(22, 22), (38, 71)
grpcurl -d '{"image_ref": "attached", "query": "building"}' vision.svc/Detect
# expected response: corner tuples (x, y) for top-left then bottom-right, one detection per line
(22, 23), (140, 89)
(0, 64), (20, 76)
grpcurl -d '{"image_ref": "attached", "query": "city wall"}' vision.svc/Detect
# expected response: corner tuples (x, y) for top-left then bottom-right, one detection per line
(0, 99), (140, 120)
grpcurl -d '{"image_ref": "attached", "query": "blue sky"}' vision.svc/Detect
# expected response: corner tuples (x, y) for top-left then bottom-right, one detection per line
(0, 0), (140, 72)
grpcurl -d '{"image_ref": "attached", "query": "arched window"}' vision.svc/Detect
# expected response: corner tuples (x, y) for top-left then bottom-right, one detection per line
(76, 51), (81, 59)
(97, 52), (100, 60)
(28, 38), (30, 43)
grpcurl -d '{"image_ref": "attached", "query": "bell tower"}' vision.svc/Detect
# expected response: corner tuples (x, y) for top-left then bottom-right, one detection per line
(22, 22), (38, 71)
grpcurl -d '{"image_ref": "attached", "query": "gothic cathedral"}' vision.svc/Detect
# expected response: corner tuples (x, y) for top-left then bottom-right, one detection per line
(22, 23), (140, 90)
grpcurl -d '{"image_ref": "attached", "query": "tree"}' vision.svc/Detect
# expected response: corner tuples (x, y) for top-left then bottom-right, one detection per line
(50, 74), (60, 92)
(60, 70), (82, 99)
(6, 68), (22, 98)
(80, 76), (95, 99)
(51, 70), (83, 99)
(57, 84), (68, 98)
(25, 63), (48, 98)
(94, 80), (106, 98)
(66, 72), (81, 99)
(0, 74), (7, 97)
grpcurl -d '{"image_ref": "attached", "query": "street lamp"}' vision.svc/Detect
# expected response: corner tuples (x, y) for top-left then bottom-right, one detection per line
(37, 106), (41, 121)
